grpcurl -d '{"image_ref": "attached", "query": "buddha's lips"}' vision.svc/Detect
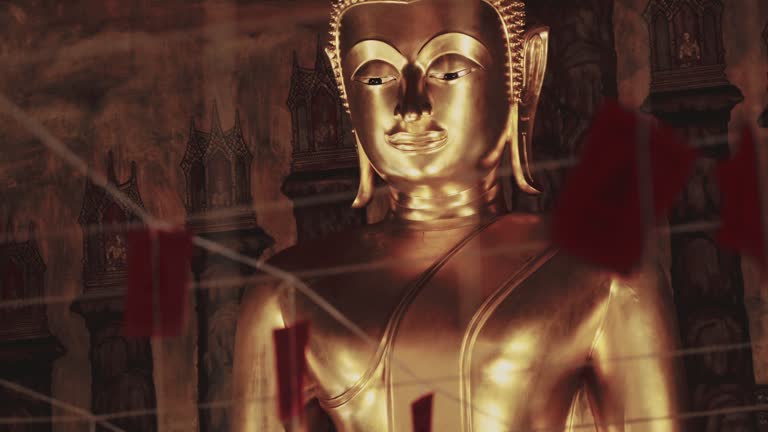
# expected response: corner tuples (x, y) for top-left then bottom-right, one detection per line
(385, 130), (448, 153)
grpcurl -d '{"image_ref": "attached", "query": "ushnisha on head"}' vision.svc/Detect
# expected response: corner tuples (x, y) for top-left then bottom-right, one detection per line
(325, 0), (549, 217)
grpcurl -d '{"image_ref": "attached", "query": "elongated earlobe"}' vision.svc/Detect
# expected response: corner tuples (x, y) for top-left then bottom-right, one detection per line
(352, 131), (375, 208)
(508, 104), (540, 194)
(510, 26), (549, 195)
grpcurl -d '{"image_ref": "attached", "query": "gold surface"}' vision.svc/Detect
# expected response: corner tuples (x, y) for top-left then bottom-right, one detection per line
(233, 1), (688, 430)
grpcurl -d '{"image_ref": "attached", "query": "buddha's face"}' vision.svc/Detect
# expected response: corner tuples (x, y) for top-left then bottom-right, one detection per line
(339, 0), (512, 196)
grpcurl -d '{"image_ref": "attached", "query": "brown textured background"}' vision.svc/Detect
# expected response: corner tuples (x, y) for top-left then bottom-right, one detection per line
(0, 1), (766, 431)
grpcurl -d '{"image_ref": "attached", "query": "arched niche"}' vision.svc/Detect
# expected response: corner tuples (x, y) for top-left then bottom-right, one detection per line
(101, 202), (128, 271)
(191, 160), (207, 210)
(235, 155), (249, 204)
(644, 0), (725, 73)
(652, 11), (673, 71)
(296, 104), (310, 153)
(311, 87), (339, 151)
(0, 257), (23, 301)
(207, 151), (233, 209)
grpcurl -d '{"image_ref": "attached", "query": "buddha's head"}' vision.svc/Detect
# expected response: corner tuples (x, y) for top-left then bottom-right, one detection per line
(325, 0), (548, 210)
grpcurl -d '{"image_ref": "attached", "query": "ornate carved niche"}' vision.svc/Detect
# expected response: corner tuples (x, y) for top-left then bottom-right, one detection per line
(0, 224), (48, 340)
(283, 37), (367, 243)
(285, 38), (356, 173)
(0, 222), (64, 432)
(181, 102), (258, 234)
(77, 151), (144, 292)
(72, 152), (157, 432)
(643, 0), (729, 92)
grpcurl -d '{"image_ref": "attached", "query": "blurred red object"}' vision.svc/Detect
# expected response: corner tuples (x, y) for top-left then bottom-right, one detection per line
(273, 321), (311, 422)
(125, 228), (192, 337)
(551, 99), (698, 274)
(411, 393), (434, 432)
(716, 126), (766, 265)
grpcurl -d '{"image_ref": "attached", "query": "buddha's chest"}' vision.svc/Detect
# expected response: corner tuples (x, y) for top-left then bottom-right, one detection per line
(304, 248), (599, 432)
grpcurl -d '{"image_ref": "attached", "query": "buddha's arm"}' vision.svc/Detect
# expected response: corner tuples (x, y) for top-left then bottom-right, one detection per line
(232, 284), (288, 432)
(589, 265), (688, 431)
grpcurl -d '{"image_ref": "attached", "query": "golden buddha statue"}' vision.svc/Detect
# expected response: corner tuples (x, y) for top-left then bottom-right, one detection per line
(233, 0), (688, 431)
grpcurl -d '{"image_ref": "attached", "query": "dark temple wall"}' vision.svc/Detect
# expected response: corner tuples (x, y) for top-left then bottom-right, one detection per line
(0, 1), (766, 431)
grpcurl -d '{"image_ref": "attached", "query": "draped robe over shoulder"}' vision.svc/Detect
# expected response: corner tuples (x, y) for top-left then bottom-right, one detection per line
(235, 213), (684, 432)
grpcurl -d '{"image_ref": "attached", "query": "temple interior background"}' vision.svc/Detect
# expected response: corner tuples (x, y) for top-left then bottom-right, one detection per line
(1, 0), (768, 431)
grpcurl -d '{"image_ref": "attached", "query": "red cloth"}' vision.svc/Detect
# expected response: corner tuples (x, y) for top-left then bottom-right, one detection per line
(411, 393), (434, 432)
(125, 228), (192, 338)
(716, 126), (766, 264)
(125, 229), (154, 337)
(551, 100), (698, 274)
(273, 321), (310, 422)
(156, 229), (193, 337)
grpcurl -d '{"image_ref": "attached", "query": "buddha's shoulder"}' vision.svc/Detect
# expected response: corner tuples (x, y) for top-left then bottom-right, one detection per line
(487, 214), (615, 291)
(267, 220), (405, 273)
(489, 212), (549, 239)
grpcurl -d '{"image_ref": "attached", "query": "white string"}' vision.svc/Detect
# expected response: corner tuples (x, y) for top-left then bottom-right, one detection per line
(0, 219), (722, 311)
(0, 127), (759, 247)
(1, 70), (765, 432)
(0, 93), (508, 428)
(2, 380), (768, 431)
(0, 378), (125, 432)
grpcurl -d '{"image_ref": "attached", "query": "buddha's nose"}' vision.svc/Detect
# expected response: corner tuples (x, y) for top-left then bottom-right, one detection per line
(394, 64), (432, 123)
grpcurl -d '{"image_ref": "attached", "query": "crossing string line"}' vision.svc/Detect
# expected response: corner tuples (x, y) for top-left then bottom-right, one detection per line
(2, 372), (768, 432)
(0, 93), (510, 432)
(0, 378), (123, 432)
(0, 125), (756, 247)
(1, 88), (767, 432)
(0, 218), (724, 313)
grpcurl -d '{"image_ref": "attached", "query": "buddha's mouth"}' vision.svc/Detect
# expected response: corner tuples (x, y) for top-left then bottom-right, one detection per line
(385, 130), (448, 153)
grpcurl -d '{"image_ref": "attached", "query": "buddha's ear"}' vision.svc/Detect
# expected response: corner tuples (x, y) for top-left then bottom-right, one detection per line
(510, 26), (549, 195)
(352, 130), (375, 208)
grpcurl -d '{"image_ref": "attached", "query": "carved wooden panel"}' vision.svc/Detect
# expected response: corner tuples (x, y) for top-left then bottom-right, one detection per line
(283, 36), (368, 244)
(182, 102), (258, 233)
(286, 41), (356, 173)
(0, 225), (49, 340)
(78, 151), (144, 290)
(191, 229), (274, 432)
(0, 223), (63, 432)
(73, 153), (157, 432)
(88, 323), (156, 432)
(641, 1), (757, 429)
(644, 0), (729, 92)
(281, 170), (367, 243)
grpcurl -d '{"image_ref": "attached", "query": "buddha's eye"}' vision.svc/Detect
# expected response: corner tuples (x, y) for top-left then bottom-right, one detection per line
(427, 53), (480, 83)
(352, 60), (399, 86)
(428, 68), (473, 81)
(355, 76), (398, 86)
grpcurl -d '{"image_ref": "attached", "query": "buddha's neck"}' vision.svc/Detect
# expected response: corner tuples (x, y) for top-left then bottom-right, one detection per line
(389, 175), (505, 229)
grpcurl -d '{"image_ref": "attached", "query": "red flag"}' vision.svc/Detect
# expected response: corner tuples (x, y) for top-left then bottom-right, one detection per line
(411, 393), (434, 432)
(273, 321), (310, 422)
(125, 229), (154, 337)
(124, 227), (192, 338)
(156, 229), (193, 337)
(551, 100), (698, 274)
(716, 126), (766, 264)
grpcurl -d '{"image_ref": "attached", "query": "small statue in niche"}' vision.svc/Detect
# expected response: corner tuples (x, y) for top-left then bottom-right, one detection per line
(210, 177), (230, 208)
(105, 234), (127, 270)
(678, 32), (701, 67)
